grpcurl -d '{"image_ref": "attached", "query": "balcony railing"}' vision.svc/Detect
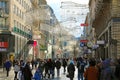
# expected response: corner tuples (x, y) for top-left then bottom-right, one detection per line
(0, 25), (9, 30)
(95, 0), (103, 17)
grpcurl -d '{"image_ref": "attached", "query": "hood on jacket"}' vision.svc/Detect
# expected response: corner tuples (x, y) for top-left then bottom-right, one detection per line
(102, 59), (111, 68)
(70, 60), (74, 64)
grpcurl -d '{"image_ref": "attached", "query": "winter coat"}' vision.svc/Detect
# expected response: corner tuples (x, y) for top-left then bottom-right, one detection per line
(115, 64), (120, 79)
(23, 64), (33, 80)
(55, 60), (61, 69)
(4, 61), (11, 70)
(17, 70), (23, 80)
(100, 59), (112, 80)
(33, 69), (41, 80)
(62, 59), (67, 67)
(14, 64), (20, 72)
(77, 61), (85, 73)
(38, 61), (45, 73)
(67, 62), (75, 78)
(84, 66), (99, 80)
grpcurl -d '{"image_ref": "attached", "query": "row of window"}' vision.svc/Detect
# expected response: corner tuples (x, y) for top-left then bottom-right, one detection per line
(16, 0), (31, 11)
(0, 1), (8, 14)
(0, 1), (6, 8)
(13, 5), (24, 19)
(14, 20), (31, 34)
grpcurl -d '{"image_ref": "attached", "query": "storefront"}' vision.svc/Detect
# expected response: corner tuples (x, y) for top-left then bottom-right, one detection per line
(0, 32), (14, 67)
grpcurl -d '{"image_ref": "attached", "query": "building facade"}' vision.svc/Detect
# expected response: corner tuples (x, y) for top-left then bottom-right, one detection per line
(89, 0), (120, 59)
(0, 0), (32, 66)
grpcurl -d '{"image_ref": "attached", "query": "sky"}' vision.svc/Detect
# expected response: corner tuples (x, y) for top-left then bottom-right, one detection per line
(46, 0), (89, 37)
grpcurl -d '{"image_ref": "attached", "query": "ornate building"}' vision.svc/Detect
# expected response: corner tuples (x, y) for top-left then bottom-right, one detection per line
(0, 0), (32, 66)
(89, 0), (120, 59)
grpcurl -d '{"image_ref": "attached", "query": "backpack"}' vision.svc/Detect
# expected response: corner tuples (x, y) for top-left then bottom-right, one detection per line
(78, 62), (85, 72)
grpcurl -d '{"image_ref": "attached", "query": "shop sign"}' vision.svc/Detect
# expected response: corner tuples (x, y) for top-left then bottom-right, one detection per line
(80, 23), (88, 26)
(92, 45), (99, 49)
(33, 35), (41, 40)
(33, 40), (37, 47)
(0, 42), (8, 48)
(97, 40), (105, 44)
(0, 48), (7, 52)
(80, 40), (88, 43)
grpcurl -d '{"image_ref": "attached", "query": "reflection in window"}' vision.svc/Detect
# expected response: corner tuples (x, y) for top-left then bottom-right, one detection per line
(0, 1), (6, 8)
(0, 1), (7, 13)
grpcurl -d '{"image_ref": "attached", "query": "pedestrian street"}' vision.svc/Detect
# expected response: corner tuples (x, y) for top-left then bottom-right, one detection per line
(0, 67), (78, 80)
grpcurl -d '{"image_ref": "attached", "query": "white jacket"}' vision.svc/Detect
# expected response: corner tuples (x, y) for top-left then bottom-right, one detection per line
(17, 71), (22, 80)
(14, 64), (20, 72)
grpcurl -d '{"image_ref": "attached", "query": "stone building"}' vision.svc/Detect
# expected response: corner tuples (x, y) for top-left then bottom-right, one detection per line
(89, 0), (120, 59)
(0, 0), (32, 66)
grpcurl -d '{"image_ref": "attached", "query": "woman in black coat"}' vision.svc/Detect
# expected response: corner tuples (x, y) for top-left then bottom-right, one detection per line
(115, 59), (120, 80)
(67, 60), (75, 80)
(22, 62), (33, 80)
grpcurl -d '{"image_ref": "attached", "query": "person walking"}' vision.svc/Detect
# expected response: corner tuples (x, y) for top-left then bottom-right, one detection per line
(114, 59), (120, 80)
(84, 58), (99, 80)
(38, 60), (45, 79)
(55, 59), (61, 77)
(22, 62), (33, 80)
(33, 68), (41, 80)
(44, 59), (50, 79)
(51, 59), (56, 79)
(67, 60), (75, 80)
(4, 59), (12, 77)
(100, 59), (113, 80)
(17, 67), (24, 80)
(14, 61), (20, 80)
(77, 57), (85, 80)
(31, 59), (35, 69)
(62, 58), (67, 74)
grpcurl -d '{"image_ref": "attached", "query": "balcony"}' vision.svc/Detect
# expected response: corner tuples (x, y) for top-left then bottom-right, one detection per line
(0, 25), (9, 30)
(94, 0), (103, 17)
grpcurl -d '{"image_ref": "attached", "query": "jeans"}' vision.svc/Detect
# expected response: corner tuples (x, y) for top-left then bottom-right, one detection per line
(57, 69), (60, 77)
(78, 72), (84, 80)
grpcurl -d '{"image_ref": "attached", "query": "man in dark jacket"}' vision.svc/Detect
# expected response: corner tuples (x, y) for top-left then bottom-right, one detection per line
(62, 59), (67, 74)
(55, 59), (61, 77)
(77, 57), (85, 80)
(67, 60), (75, 80)
(23, 62), (33, 80)
(115, 59), (120, 80)
(4, 59), (12, 77)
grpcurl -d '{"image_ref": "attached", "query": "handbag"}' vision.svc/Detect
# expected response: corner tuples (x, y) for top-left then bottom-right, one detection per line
(66, 73), (70, 78)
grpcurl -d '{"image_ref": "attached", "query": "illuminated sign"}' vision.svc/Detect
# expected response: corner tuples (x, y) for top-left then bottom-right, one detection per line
(80, 40), (88, 43)
(0, 48), (7, 52)
(80, 23), (88, 26)
(97, 40), (105, 44)
(0, 42), (8, 48)
(33, 40), (37, 47)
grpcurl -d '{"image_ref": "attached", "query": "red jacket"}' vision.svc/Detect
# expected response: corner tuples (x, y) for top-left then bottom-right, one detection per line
(84, 66), (99, 80)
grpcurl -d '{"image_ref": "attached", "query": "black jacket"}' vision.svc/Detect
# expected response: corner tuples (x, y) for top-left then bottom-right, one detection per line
(67, 63), (75, 78)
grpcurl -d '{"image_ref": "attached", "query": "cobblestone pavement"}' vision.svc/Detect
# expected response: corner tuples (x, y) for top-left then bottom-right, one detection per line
(0, 67), (78, 80)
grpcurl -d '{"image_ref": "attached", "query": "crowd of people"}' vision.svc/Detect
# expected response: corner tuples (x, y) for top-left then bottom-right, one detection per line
(3, 57), (120, 80)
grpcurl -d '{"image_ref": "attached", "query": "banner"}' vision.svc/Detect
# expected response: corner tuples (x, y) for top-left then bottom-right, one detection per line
(80, 23), (88, 26)
(0, 42), (8, 48)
